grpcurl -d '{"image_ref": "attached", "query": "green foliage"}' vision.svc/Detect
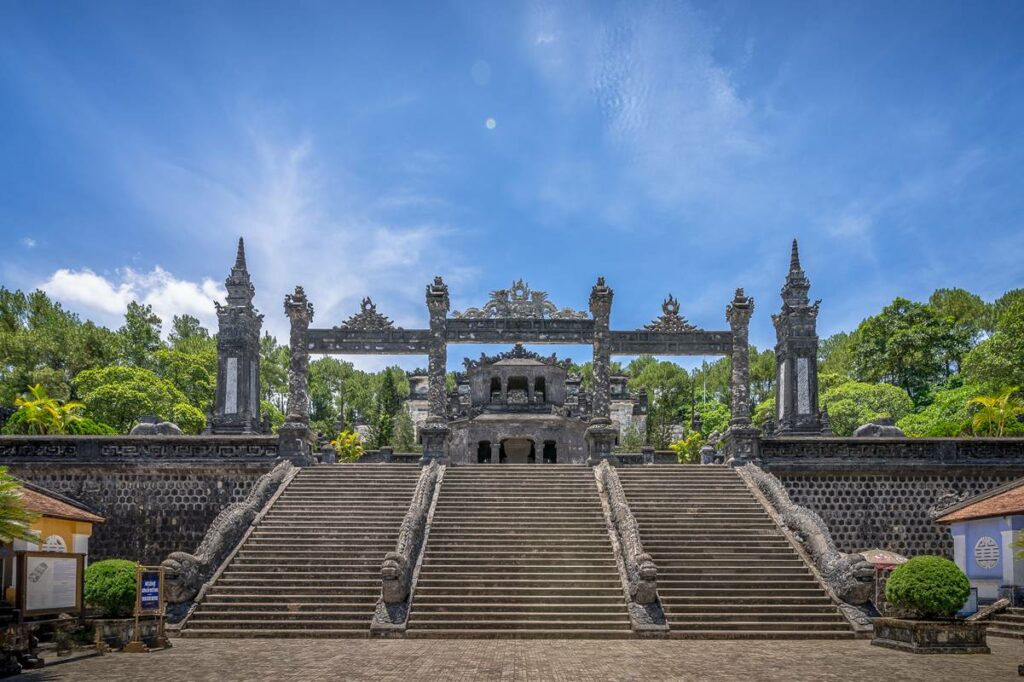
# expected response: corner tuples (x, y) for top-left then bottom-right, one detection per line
(6, 384), (85, 435)
(821, 381), (914, 436)
(153, 347), (217, 412)
(331, 430), (365, 462)
(627, 356), (691, 448)
(0, 466), (40, 543)
(0, 288), (117, 405)
(167, 314), (211, 348)
(259, 333), (289, 411)
(897, 384), (982, 437)
(849, 298), (973, 402)
(970, 387), (1024, 437)
(393, 408), (417, 452)
(885, 555), (970, 619)
(962, 297), (1024, 391)
(74, 366), (191, 433)
(261, 400), (285, 433)
(617, 424), (645, 452)
(694, 400), (730, 436)
(669, 431), (706, 464)
(170, 402), (206, 435)
(753, 397), (775, 432)
(819, 332), (855, 381)
(84, 559), (138, 618)
(65, 417), (118, 436)
(929, 288), (992, 336)
(118, 301), (164, 368)
(749, 347), (776, 406)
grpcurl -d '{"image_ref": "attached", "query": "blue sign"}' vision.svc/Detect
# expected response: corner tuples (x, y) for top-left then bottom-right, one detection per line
(140, 571), (161, 612)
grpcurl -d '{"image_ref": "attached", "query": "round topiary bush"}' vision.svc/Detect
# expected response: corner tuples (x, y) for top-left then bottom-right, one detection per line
(84, 559), (137, 618)
(885, 555), (970, 619)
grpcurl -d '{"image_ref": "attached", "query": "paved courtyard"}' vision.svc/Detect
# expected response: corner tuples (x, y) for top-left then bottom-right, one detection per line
(21, 636), (1024, 682)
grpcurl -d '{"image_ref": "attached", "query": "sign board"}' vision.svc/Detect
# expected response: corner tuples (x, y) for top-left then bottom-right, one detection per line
(139, 570), (162, 614)
(17, 551), (84, 618)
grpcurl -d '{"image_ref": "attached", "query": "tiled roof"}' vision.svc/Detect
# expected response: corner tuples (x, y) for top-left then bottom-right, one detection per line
(18, 487), (104, 524)
(936, 478), (1024, 523)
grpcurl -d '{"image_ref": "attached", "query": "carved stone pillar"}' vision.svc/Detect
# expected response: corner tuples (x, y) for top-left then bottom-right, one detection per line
(421, 277), (450, 465)
(772, 240), (825, 434)
(211, 238), (264, 434)
(724, 287), (758, 466)
(278, 286), (315, 466)
(587, 277), (618, 465)
(726, 288), (754, 427)
(490, 442), (501, 464)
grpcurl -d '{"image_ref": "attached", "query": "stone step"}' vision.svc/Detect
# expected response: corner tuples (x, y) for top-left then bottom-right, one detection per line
(987, 627), (1024, 639)
(188, 619), (370, 630)
(403, 629), (634, 640)
(405, 614), (626, 626)
(668, 612), (848, 624)
(182, 628), (369, 639)
(667, 630), (855, 640)
(410, 611), (628, 622)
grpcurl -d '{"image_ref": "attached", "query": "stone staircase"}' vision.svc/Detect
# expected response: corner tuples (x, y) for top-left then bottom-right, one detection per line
(183, 464), (422, 638)
(617, 465), (854, 639)
(407, 465), (632, 638)
(986, 607), (1024, 639)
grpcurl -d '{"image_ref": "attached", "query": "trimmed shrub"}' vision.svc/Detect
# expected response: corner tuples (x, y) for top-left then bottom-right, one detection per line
(885, 555), (970, 619)
(84, 559), (137, 618)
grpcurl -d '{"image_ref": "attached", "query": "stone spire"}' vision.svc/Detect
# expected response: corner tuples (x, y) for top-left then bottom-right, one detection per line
(781, 239), (811, 308)
(772, 239), (823, 435)
(224, 237), (256, 309)
(210, 237), (264, 435)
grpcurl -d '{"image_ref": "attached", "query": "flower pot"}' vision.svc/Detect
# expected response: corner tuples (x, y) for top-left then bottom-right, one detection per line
(871, 617), (989, 654)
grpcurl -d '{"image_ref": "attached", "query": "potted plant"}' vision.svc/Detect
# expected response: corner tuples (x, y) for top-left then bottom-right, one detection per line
(85, 560), (155, 649)
(872, 555), (988, 653)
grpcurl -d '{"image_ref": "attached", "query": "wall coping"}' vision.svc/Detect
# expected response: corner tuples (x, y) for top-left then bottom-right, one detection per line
(0, 435), (279, 462)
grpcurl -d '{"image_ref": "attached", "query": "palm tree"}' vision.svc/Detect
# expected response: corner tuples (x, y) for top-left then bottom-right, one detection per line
(0, 467), (39, 543)
(971, 387), (1024, 437)
(13, 384), (85, 435)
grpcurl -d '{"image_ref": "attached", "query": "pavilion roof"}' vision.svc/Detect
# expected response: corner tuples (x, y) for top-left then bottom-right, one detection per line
(936, 476), (1024, 524)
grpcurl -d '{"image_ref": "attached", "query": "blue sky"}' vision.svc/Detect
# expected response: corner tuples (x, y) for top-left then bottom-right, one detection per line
(1, 1), (1022, 370)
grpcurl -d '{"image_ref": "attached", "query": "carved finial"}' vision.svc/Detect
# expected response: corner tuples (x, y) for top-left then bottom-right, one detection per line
(790, 238), (801, 273)
(235, 237), (247, 271)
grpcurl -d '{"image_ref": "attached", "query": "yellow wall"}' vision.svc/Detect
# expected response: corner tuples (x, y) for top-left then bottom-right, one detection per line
(32, 517), (93, 550)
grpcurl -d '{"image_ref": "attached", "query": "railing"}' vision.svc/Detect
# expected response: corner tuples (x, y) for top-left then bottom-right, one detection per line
(371, 460), (443, 634)
(593, 460), (668, 634)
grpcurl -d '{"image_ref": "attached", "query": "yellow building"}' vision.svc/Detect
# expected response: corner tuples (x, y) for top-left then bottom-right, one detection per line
(3, 482), (104, 604)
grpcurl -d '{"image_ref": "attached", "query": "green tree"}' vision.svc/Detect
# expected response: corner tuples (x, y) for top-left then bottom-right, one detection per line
(929, 288), (991, 337)
(7, 384), (85, 434)
(153, 347), (217, 412)
(970, 387), (1024, 437)
(749, 347), (776, 406)
(753, 397), (776, 433)
(694, 400), (730, 436)
(819, 332), (855, 380)
(849, 298), (973, 402)
(259, 333), (290, 411)
(73, 366), (193, 433)
(168, 314), (210, 348)
(962, 298), (1024, 391)
(118, 301), (164, 368)
(0, 467), (39, 543)
(627, 356), (691, 448)
(821, 381), (914, 436)
(393, 408), (417, 452)
(331, 430), (365, 463)
(897, 383), (982, 437)
(0, 288), (117, 404)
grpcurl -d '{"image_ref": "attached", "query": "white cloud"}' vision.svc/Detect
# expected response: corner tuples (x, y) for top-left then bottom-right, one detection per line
(40, 266), (225, 333)
(524, 1), (760, 208)
(21, 237), (36, 249)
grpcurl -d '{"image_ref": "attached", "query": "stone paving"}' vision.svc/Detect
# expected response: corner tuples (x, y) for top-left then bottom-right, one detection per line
(21, 637), (1024, 682)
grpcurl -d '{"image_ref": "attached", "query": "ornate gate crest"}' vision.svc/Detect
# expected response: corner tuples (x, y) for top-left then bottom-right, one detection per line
(452, 280), (588, 320)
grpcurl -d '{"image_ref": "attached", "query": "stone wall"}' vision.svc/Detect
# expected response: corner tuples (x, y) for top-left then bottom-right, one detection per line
(0, 436), (278, 564)
(761, 437), (1024, 558)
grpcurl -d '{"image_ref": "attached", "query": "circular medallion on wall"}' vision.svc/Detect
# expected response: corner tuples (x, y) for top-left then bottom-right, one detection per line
(974, 536), (999, 569)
